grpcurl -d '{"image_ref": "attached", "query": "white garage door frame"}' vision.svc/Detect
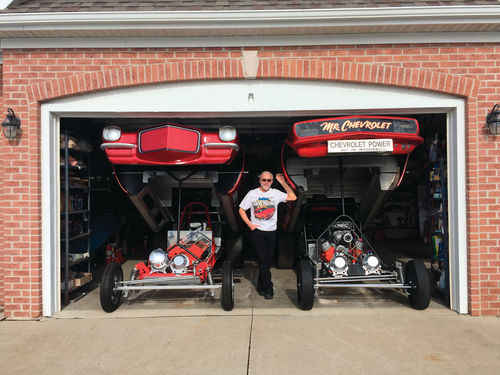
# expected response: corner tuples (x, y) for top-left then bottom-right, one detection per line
(41, 80), (467, 316)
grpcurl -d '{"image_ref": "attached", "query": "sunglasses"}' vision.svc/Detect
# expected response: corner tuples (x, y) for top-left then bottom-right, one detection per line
(261, 179), (273, 182)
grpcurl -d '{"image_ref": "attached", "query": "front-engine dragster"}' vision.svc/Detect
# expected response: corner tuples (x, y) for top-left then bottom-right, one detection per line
(297, 206), (431, 311)
(287, 116), (431, 310)
(100, 201), (235, 312)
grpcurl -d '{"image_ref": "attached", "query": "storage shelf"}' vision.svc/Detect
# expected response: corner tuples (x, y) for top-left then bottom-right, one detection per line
(62, 256), (90, 267)
(62, 278), (92, 294)
(60, 165), (88, 173)
(64, 186), (89, 191)
(61, 130), (92, 306)
(429, 157), (449, 305)
(59, 147), (91, 156)
(61, 209), (90, 216)
(61, 231), (91, 242)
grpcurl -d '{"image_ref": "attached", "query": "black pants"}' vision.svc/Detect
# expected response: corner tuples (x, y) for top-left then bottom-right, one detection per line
(251, 229), (277, 294)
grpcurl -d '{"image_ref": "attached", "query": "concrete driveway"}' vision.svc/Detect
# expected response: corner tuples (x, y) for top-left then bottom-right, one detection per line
(1, 262), (499, 374)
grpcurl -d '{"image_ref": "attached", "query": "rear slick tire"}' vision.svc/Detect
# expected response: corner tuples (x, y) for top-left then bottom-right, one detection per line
(297, 259), (314, 310)
(100, 262), (123, 313)
(221, 259), (234, 311)
(406, 260), (431, 310)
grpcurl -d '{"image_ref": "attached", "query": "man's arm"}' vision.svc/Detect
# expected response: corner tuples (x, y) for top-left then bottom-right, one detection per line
(239, 207), (259, 230)
(276, 173), (297, 201)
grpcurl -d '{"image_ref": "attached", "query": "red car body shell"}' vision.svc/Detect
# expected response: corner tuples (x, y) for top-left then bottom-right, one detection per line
(285, 116), (424, 158)
(102, 123), (240, 166)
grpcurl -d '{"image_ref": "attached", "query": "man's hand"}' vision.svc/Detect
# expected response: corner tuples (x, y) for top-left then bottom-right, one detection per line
(275, 172), (297, 202)
(248, 223), (260, 231)
(239, 207), (260, 231)
(276, 173), (286, 185)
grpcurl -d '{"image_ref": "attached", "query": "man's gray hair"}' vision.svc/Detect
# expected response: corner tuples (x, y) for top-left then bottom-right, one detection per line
(259, 171), (273, 179)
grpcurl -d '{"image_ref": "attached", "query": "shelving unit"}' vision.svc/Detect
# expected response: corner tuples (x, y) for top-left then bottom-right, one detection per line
(61, 130), (92, 305)
(429, 158), (449, 305)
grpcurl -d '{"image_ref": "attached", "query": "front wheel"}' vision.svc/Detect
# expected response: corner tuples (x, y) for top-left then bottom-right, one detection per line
(220, 260), (234, 311)
(406, 260), (431, 310)
(100, 262), (123, 313)
(297, 259), (314, 310)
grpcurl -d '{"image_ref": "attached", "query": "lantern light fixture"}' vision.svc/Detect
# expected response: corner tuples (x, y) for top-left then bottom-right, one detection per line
(1, 108), (21, 141)
(485, 104), (500, 136)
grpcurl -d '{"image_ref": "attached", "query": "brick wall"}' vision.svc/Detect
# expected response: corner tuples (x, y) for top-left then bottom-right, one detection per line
(0, 63), (3, 309)
(0, 43), (498, 318)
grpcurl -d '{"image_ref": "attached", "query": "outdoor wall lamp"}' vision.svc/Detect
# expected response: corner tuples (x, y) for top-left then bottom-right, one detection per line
(485, 104), (500, 136)
(1, 108), (21, 141)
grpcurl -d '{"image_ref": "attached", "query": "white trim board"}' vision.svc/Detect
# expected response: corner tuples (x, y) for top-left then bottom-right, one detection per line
(2, 32), (500, 49)
(41, 80), (467, 315)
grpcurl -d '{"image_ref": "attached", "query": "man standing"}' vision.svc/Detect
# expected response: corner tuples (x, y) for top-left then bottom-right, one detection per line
(239, 171), (297, 299)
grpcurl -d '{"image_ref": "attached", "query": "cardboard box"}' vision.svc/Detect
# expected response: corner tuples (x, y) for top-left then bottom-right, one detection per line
(74, 272), (92, 287)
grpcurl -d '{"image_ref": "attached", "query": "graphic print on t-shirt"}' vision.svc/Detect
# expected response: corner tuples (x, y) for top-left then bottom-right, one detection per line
(253, 197), (275, 220)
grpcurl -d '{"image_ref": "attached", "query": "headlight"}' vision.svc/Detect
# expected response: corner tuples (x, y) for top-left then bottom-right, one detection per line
(333, 256), (347, 269)
(219, 126), (237, 142)
(149, 248), (168, 273)
(171, 254), (190, 274)
(330, 254), (348, 275)
(362, 255), (381, 274)
(102, 126), (122, 142)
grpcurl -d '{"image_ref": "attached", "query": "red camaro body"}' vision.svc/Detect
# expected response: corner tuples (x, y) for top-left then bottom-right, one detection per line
(100, 123), (244, 234)
(101, 123), (240, 166)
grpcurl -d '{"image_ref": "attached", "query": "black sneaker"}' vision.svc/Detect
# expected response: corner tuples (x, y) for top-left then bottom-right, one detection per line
(257, 288), (264, 296)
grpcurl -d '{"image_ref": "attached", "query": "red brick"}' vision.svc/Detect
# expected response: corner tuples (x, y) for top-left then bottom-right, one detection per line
(2, 44), (500, 318)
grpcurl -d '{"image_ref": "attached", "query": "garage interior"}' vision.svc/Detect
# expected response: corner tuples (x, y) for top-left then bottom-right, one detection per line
(59, 112), (450, 310)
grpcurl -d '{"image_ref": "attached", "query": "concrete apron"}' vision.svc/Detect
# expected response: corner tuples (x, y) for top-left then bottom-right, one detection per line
(2, 262), (500, 374)
(1, 311), (500, 375)
(53, 260), (446, 319)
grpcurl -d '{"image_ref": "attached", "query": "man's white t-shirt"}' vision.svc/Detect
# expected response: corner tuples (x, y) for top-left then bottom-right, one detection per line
(239, 188), (288, 231)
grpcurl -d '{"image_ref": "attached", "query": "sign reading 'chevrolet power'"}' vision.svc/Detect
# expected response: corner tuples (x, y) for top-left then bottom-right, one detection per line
(327, 138), (394, 153)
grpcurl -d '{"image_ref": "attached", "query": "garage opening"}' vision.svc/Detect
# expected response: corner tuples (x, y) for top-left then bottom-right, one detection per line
(57, 111), (450, 310)
(41, 80), (466, 315)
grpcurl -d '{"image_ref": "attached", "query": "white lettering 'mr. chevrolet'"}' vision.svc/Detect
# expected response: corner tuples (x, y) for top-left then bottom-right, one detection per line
(327, 138), (393, 153)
